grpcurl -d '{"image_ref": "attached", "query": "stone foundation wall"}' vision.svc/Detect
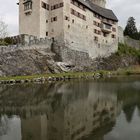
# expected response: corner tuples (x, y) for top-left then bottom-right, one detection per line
(1, 34), (119, 67)
(51, 41), (91, 67)
(124, 36), (140, 50)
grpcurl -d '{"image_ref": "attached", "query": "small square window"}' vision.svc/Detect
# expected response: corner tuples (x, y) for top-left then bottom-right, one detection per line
(65, 16), (69, 21)
(42, 2), (47, 9)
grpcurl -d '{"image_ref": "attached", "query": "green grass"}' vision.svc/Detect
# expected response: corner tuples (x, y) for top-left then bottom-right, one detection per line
(0, 70), (139, 83)
(0, 71), (110, 81)
(0, 68), (140, 82)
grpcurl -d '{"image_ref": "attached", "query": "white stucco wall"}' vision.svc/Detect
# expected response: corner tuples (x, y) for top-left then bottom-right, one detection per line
(19, 0), (40, 37)
(63, 0), (118, 58)
(19, 0), (118, 59)
(118, 26), (124, 43)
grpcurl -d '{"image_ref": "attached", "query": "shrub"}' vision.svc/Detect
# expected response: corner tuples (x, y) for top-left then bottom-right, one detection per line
(4, 37), (13, 45)
(0, 37), (14, 46)
(117, 43), (140, 58)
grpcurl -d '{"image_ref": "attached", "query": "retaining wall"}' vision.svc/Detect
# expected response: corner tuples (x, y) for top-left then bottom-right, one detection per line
(0, 34), (53, 53)
(124, 36), (140, 50)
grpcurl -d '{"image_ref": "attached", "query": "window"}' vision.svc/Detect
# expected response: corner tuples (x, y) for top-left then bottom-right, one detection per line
(112, 20), (116, 24)
(54, 17), (57, 21)
(42, 2), (46, 9)
(71, 0), (86, 11)
(51, 2), (64, 10)
(105, 24), (111, 30)
(51, 16), (57, 22)
(71, 0), (74, 4)
(94, 29), (101, 35)
(74, 1), (78, 7)
(112, 27), (116, 32)
(46, 20), (48, 23)
(98, 23), (100, 27)
(112, 34), (116, 38)
(93, 21), (101, 27)
(71, 8), (86, 21)
(41, 2), (49, 10)
(83, 15), (86, 20)
(93, 21), (96, 25)
(60, 3), (64, 7)
(24, 1), (32, 11)
(46, 4), (49, 10)
(103, 33), (107, 37)
(71, 9), (74, 14)
(65, 16), (69, 21)
(77, 12), (80, 18)
(94, 36), (98, 41)
(46, 32), (48, 36)
(72, 19), (74, 23)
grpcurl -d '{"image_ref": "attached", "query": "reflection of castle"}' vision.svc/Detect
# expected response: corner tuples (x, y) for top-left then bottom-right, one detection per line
(2, 80), (140, 140)
(46, 82), (121, 140)
(18, 82), (122, 140)
(21, 115), (48, 140)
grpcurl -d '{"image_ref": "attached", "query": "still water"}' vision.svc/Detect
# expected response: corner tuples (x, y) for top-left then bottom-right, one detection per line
(0, 76), (140, 140)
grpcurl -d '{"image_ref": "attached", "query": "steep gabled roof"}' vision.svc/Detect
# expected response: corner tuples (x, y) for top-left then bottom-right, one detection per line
(76, 0), (118, 21)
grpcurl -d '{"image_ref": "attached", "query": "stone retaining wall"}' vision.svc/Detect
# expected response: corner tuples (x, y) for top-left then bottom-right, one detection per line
(124, 36), (140, 50)
(0, 34), (53, 53)
(52, 41), (91, 67)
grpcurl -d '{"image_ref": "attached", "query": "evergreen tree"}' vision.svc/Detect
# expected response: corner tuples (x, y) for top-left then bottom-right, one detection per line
(124, 17), (139, 40)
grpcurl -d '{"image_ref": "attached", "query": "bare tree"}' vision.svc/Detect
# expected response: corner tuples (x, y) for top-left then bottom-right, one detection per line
(0, 19), (8, 39)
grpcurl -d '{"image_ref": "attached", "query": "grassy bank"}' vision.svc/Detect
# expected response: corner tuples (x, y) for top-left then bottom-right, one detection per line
(0, 65), (140, 84)
(0, 71), (107, 81)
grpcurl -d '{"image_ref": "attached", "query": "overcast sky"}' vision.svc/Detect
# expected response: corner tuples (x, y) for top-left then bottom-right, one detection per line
(0, 0), (140, 35)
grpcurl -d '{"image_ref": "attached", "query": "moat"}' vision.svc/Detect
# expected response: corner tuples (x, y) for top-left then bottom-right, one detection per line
(0, 76), (140, 140)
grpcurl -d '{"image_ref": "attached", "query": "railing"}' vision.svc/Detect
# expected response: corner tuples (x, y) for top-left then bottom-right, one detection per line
(101, 23), (112, 33)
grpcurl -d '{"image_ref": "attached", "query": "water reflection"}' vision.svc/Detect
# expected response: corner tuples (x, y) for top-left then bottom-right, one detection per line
(0, 115), (21, 140)
(0, 77), (140, 140)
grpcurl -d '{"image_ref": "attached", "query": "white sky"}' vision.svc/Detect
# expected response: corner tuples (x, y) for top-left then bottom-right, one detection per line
(0, 0), (140, 35)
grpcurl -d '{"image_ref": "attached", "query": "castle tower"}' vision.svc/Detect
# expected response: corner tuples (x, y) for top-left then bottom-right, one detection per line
(91, 0), (106, 8)
(19, 0), (64, 38)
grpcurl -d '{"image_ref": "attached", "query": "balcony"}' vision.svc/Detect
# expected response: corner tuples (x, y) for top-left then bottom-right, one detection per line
(24, 9), (32, 15)
(23, 0), (32, 15)
(101, 23), (112, 34)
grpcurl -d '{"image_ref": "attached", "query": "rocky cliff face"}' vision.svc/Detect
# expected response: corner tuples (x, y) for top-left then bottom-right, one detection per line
(0, 48), (63, 76)
(0, 41), (139, 76)
(0, 47), (139, 77)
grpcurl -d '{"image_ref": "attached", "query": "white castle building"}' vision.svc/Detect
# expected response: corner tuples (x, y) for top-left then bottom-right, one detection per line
(18, 0), (118, 58)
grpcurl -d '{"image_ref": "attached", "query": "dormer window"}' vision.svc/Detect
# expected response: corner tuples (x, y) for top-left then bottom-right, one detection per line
(23, 0), (32, 11)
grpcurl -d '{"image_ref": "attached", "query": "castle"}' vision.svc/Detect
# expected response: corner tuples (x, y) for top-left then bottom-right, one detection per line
(18, 0), (118, 59)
